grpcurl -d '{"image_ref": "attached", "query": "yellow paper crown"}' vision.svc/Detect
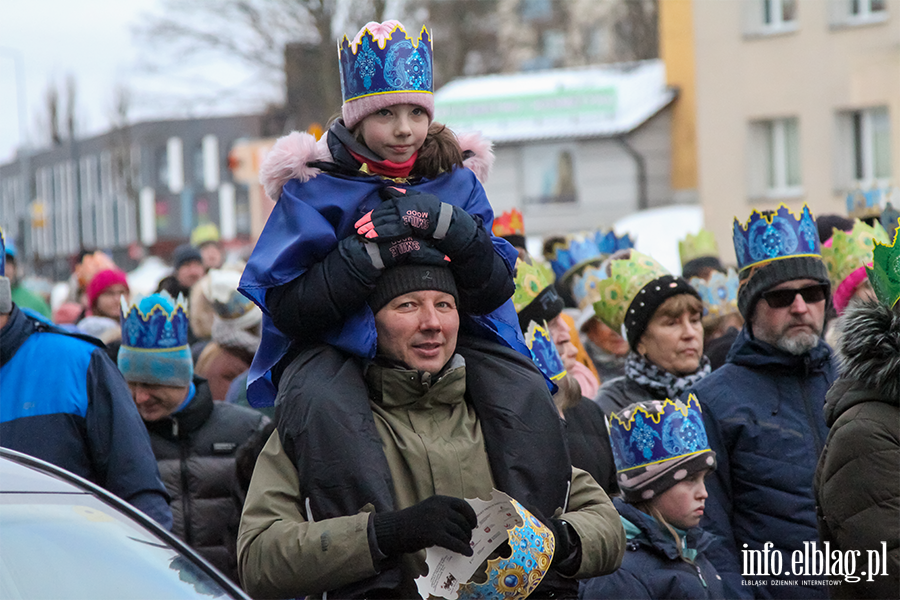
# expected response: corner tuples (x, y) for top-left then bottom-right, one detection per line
(593, 250), (670, 333)
(679, 229), (720, 267)
(513, 255), (556, 313)
(821, 219), (890, 291)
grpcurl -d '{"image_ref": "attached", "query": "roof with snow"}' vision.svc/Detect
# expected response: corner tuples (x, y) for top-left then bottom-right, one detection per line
(434, 59), (675, 144)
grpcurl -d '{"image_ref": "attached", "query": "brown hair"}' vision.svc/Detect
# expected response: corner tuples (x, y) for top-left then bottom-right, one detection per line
(653, 293), (704, 320)
(410, 122), (464, 179)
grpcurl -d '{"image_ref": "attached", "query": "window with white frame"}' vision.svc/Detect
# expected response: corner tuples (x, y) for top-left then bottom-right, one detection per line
(748, 118), (803, 199)
(830, 0), (887, 26)
(744, 0), (798, 35)
(836, 107), (892, 189)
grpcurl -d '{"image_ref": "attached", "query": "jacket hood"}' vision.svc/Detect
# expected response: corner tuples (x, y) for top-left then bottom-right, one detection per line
(258, 124), (495, 202)
(832, 299), (900, 403)
(726, 324), (833, 373)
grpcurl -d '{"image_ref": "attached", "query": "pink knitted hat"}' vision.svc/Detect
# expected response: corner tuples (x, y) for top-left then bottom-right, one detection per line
(87, 268), (129, 309)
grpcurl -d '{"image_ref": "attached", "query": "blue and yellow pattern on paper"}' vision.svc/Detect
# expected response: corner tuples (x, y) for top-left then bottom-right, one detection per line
(732, 204), (820, 272)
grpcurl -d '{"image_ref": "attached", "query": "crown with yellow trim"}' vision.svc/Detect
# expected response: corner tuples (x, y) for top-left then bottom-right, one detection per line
(513, 256), (556, 313)
(338, 21), (432, 128)
(732, 204), (820, 272)
(679, 229), (720, 267)
(547, 230), (633, 284)
(606, 396), (717, 502)
(690, 268), (739, 320)
(523, 320), (566, 382)
(492, 208), (525, 239)
(571, 264), (606, 312)
(821, 219), (890, 292)
(866, 220), (900, 308)
(592, 250), (670, 334)
(453, 498), (554, 600)
(118, 292), (193, 387)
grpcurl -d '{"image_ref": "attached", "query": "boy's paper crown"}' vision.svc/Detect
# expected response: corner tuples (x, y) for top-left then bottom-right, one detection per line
(338, 21), (434, 129)
(867, 220), (900, 308)
(732, 204), (821, 272)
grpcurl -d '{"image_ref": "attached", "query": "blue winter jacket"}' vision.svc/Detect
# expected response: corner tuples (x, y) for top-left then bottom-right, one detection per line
(687, 326), (836, 599)
(579, 499), (724, 599)
(1, 305), (173, 529)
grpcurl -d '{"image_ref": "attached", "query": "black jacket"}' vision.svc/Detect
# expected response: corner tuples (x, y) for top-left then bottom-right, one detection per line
(145, 377), (270, 582)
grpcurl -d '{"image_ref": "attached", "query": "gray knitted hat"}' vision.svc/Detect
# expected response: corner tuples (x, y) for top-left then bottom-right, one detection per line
(738, 256), (830, 320)
(367, 264), (459, 314)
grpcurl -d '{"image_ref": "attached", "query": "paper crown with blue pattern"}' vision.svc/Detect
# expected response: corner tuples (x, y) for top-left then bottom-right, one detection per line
(606, 396), (717, 503)
(0, 226), (6, 278)
(455, 498), (554, 600)
(118, 292), (193, 387)
(0, 226), (9, 314)
(339, 20), (434, 129)
(846, 187), (894, 220)
(523, 320), (566, 382)
(732, 204), (821, 272)
(547, 230), (634, 284)
(689, 268), (740, 320)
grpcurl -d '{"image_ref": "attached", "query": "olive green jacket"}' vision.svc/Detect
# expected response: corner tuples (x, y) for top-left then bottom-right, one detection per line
(237, 357), (625, 599)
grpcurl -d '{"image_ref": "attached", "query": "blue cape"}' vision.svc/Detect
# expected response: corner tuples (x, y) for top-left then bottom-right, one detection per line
(239, 166), (525, 407)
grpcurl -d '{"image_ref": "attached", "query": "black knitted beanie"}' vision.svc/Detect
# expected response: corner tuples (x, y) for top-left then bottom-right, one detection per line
(368, 264), (459, 314)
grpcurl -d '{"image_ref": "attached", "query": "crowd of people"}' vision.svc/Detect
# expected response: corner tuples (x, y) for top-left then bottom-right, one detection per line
(1, 18), (898, 600)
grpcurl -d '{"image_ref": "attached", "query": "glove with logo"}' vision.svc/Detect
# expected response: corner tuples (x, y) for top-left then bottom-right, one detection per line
(339, 234), (448, 275)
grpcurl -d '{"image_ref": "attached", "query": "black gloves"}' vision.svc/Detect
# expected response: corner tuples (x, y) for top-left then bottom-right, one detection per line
(547, 518), (581, 576)
(355, 187), (480, 260)
(373, 495), (478, 557)
(338, 233), (448, 275)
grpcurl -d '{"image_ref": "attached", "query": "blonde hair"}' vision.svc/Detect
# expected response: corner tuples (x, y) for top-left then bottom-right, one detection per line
(633, 501), (695, 564)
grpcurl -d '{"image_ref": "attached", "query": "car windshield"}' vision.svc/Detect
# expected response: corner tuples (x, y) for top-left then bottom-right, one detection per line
(0, 493), (235, 599)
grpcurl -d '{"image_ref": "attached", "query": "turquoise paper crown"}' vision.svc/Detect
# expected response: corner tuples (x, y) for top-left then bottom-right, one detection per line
(456, 498), (554, 600)
(338, 22), (433, 104)
(523, 320), (566, 382)
(606, 395), (711, 473)
(120, 292), (190, 350)
(732, 204), (820, 272)
(0, 227), (6, 277)
(548, 230), (634, 281)
(689, 268), (739, 319)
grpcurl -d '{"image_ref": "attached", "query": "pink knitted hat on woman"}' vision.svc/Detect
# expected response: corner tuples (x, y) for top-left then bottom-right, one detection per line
(87, 268), (129, 309)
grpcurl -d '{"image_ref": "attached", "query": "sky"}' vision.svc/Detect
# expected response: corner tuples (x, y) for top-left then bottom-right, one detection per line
(0, 0), (272, 165)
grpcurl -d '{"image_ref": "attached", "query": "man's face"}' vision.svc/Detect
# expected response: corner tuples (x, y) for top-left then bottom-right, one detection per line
(751, 278), (826, 355)
(199, 243), (223, 270)
(176, 260), (205, 289)
(374, 290), (459, 373)
(4, 257), (17, 284)
(127, 381), (189, 422)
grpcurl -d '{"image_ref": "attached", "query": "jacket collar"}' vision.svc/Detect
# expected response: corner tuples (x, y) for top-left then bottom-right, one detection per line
(145, 376), (214, 440)
(614, 498), (715, 559)
(1, 305), (32, 367)
(726, 325), (833, 373)
(365, 354), (466, 409)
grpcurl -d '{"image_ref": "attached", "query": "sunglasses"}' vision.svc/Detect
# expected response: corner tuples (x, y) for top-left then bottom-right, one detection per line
(761, 284), (828, 309)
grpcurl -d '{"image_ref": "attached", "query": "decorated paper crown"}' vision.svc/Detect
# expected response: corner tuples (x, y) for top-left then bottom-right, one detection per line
(492, 209), (525, 239)
(0, 226), (6, 277)
(338, 22), (433, 106)
(866, 220), (900, 308)
(593, 250), (670, 334)
(606, 395), (711, 473)
(571, 265), (606, 312)
(523, 320), (566, 382)
(190, 222), (220, 247)
(732, 204), (820, 272)
(120, 292), (190, 351)
(547, 230), (632, 284)
(512, 256), (555, 313)
(846, 188), (885, 220)
(679, 229), (719, 267)
(821, 219), (890, 291)
(455, 498), (554, 600)
(690, 269), (739, 320)
(597, 230), (635, 256)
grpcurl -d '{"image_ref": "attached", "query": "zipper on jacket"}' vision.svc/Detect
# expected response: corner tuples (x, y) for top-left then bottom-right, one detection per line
(695, 564), (707, 588)
(799, 363), (825, 455)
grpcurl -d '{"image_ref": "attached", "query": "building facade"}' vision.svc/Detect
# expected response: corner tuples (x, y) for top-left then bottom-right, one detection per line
(678, 0), (899, 256)
(0, 115), (261, 278)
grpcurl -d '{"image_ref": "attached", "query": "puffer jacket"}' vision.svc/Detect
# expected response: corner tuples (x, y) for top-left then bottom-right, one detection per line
(579, 499), (725, 599)
(815, 300), (899, 599)
(688, 326), (836, 599)
(145, 377), (270, 582)
(593, 375), (658, 416)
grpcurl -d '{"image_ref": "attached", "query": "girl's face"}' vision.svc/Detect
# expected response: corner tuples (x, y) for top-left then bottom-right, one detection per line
(357, 104), (429, 162)
(651, 469), (709, 530)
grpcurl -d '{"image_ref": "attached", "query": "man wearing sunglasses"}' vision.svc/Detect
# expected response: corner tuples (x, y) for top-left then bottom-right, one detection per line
(685, 205), (837, 599)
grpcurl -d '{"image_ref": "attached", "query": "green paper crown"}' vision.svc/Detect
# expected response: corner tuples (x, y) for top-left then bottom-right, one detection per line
(821, 219), (890, 291)
(866, 219), (900, 308)
(593, 250), (670, 333)
(679, 229), (719, 267)
(513, 255), (556, 313)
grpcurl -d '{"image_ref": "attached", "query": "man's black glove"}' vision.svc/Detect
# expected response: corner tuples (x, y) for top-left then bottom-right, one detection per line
(547, 518), (581, 576)
(372, 495), (478, 557)
(339, 234), (448, 274)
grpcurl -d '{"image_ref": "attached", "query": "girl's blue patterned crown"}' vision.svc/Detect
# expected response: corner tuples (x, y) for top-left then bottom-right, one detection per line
(338, 22), (433, 105)
(120, 292), (190, 351)
(732, 203), (821, 272)
(523, 320), (566, 382)
(606, 396), (711, 473)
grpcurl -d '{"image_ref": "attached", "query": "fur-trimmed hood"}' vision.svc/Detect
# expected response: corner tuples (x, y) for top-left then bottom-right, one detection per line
(258, 128), (495, 202)
(832, 299), (900, 403)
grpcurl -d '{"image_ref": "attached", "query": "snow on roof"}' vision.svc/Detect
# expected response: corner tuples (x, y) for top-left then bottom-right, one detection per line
(434, 59), (675, 143)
